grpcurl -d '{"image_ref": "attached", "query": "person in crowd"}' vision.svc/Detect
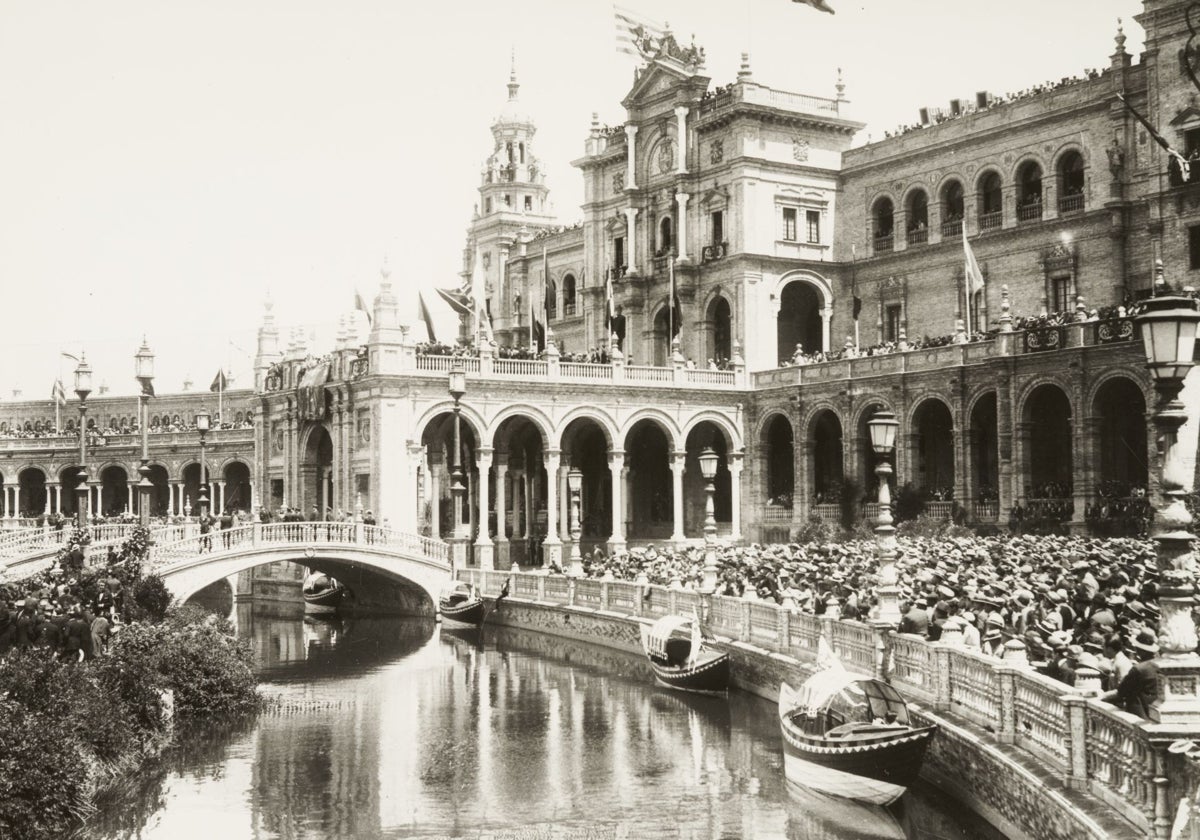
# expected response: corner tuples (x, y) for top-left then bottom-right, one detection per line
(1102, 630), (1160, 719)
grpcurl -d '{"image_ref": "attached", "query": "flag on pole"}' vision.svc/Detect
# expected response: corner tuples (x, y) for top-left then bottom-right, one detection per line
(470, 247), (493, 345)
(52, 379), (67, 406)
(210, 369), (227, 393)
(1117, 93), (1191, 182)
(614, 4), (665, 59)
(963, 227), (985, 296)
(140, 378), (155, 398)
(604, 266), (615, 338)
(436, 287), (473, 317)
(792, 0), (836, 14)
(354, 289), (373, 326)
(417, 290), (438, 342)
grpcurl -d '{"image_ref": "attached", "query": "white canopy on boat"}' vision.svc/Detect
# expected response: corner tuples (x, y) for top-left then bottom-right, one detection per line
(641, 615), (701, 660)
(785, 670), (911, 725)
(439, 580), (475, 600)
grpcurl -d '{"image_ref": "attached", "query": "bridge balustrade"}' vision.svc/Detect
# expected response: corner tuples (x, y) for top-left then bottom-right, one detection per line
(460, 569), (1159, 835)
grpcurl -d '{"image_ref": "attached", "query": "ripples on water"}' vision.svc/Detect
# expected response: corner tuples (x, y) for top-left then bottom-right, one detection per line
(80, 605), (1004, 840)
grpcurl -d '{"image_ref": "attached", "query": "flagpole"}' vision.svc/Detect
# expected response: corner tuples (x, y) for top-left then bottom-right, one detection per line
(851, 245), (859, 351)
(963, 224), (973, 335)
(669, 254), (675, 344)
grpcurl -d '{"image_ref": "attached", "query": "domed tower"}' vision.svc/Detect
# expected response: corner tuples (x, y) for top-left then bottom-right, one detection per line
(462, 58), (556, 346)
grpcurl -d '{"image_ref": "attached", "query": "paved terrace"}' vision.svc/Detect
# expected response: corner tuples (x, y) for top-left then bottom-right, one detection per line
(462, 568), (1189, 840)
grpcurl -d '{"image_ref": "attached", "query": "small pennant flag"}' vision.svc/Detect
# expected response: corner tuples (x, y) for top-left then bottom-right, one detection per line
(417, 290), (438, 343)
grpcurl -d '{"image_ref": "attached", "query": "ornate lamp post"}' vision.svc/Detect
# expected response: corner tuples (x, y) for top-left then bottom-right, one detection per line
(135, 339), (155, 528)
(567, 466), (583, 576)
(698, 446), (720, 594)
(448, 362), (468, 568)
(73, 355), (93, 528)
(867, 410), (901, 625)
(195, 409), (210, 519)
(1134, 291), (1200, 723)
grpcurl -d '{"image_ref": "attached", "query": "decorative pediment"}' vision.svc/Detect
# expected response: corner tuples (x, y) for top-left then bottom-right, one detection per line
(1041, 243), (1076, 273)
(623, 63), (690, 108)
(1169, 105), (1200, 128)
(700, 186), (729, 207)
(605, 214), (628, 234)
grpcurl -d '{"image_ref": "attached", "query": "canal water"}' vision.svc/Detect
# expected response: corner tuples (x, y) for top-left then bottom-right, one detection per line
(82, 604), (1004, 840)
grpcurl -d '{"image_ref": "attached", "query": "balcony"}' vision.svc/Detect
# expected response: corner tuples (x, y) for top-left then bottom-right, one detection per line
(701, 242), (727, 263)
(907, 227), (928, 245)
(979, 210), (1002, 231)
(1017, 199), (1043, 223)
(1094, 317), (1135, 344)
(611, 265), (627, 280)
(1023, 325), (1064, 352)
(940, 219), (962, 238)
(563, 301), (577, 317)
(1058, 192), (1084, 214)
(873, 234), (894, 254)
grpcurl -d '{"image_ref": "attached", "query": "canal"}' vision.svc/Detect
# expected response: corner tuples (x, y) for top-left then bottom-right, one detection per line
(81, 603), (1004, 839)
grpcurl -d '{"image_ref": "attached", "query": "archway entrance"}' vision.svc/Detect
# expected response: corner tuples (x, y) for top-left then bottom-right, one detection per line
(1024, 385), (1073, 515)
(705, 296), (732, 366)
(970, 394), (999, 516)
(809, 410), (843, 507)
(777, 281), (823, 364)
(651, 306), (672, 366)
(99, 465), (129, 518)
(491, 416), (547, 567)
(683, 422), (731, 538)
(625, 419), (673, 540)
(18, 468), (46, 518)
(301, 425), (334, 518)
(560, 417), (612, 556)
(182, 463), (206, 516)
(419, 413), (478, 553)
(59, 466), (84, 519)
(912, 399), (955, 499)
(223, 461), (252, 515)
(143, 464), (170, 518)
(1093, 379), (1148, 524)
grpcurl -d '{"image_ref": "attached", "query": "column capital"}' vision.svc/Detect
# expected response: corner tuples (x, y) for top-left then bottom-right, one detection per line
(624, 123), (639, 137)
(673, 104), (689, 118)
(607, 449), (626, 466)
(671, 451), (687, 471)
(675, 191), (690, 203)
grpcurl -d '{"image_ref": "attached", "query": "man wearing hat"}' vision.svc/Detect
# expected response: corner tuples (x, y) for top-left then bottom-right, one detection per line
(981, 613), (1005, 657)
(1104, 635), (1133, 691)
(1102, 630), (1159, 720)
(899, 598), (929, 637)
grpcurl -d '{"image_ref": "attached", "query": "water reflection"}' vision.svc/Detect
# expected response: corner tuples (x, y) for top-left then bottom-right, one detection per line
(81, 607), (1001, 840)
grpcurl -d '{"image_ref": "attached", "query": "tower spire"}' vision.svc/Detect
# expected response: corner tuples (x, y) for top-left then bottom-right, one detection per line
(508, 49), (519, 102)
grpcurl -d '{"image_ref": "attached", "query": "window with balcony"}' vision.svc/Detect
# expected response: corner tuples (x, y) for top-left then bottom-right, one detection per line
(657, 216), (673, 255)
(781, 207), (798, 241)
(941, 180), (964, 237)
(885, 304), (902, 343)
(1017, 161), (1044, 222)
(1190, 225), (1200, 270)
(1058, 150), (1085, 214)
(563, 274), (577, 316)
(906, 190), (928, 244)
(1050, 276), (1071, 312)
(712, 210), (724, 245)
(872, 196), (895, 252)
(613, 236), (625, 275)
(978, 171), (1003, 230)
(806, 210), (821, 244)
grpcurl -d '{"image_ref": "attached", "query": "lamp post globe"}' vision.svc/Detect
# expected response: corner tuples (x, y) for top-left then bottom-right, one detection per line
(867, 410), (902, 625)
(1133, 292), (1200, 723)
(566, 466), (584, 576)
(697, 446), (721, 594)
(73, 355), (93, 528)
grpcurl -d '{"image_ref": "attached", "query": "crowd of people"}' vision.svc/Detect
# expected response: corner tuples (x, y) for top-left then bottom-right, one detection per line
(0, 417), (252, 440)
(582, 531), (1178, 719)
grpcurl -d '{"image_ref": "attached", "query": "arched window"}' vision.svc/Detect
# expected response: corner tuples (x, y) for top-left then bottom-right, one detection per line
(1058, 151), (1085, 214)
(562, 274), (577, 316)
(658, 216), (673, 255)
(906, 190), (929, 244)
(485, 197), (493, 214)
(110, 417), (119, 430)
(151, 416), (160, 428)
(547, 279), (558, 320)
(1017, 161), (1043, 222)
(65, 420), (74, 432)
(978, 172), (1003, 230)
(246, 410), (254, 422)
(872, 197), (894, 252)
(519, 142), (525, 164)
(941, 180), (964, 237)
(33, 421), (42, 433)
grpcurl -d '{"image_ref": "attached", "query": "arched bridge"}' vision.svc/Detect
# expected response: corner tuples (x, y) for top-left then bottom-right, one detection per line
(145, 523), (452, 608)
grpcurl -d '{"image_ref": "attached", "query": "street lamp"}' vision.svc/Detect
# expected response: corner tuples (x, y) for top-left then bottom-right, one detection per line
(567, 465), (583, 576)
(867, 409), (901, 625)
(73, 355), (93, 528)
(448, 362), (468, 568)
(1133, 291), (1200, 723)
(135, 339), (155, 528)
(195, 409), (210, 519)
(697, 446), (720, 594)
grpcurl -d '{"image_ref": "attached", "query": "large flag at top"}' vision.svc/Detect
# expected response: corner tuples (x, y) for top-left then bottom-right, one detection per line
(963, 227), (985, 296)
(614, 4), (666, 60)
(792, 0), (835, 14)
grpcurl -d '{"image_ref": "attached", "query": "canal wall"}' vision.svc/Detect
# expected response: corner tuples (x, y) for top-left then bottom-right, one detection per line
(464, 571), (1155, 840)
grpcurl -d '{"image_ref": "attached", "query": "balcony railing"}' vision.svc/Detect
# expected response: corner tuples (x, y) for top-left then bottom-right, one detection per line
(940, 219), (962, 238)
(1017, 200), (1043, 222)
(873, 234), (894, 253)
(973, 500), (999, 520)
(1058, 192), (1084, 214)
(563, 301), (577, 317)
(1094, 317), (1135, 344)
(701, 242), (727, 263)
(907, 227), (928, 245)
(979, 210), (1002, 231)
(1023, 325), (1064, 353)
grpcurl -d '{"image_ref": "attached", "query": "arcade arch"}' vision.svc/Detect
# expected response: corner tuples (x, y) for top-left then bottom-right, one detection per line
(1092, 377), (1148, 498)
(776, 280), (824, 364)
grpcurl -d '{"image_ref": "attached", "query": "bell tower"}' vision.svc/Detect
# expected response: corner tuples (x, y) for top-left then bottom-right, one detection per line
(462, 57), (557, 346)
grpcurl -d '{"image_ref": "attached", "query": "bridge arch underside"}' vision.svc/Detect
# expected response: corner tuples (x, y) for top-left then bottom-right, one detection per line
(164, 549), (447, 617)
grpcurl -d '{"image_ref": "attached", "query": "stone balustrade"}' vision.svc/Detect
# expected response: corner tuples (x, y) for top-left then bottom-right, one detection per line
(0, 426), (253, 452)
(461, 569), (1161, 836)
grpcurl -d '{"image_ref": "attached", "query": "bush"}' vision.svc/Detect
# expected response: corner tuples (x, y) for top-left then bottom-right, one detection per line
(133, 574), (172, 621)
(792, 516), (840, 545)
(0, 703), (92, 840)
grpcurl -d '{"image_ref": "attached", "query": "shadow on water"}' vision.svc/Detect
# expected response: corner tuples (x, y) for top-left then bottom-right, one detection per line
(79, 606), (1004, 840)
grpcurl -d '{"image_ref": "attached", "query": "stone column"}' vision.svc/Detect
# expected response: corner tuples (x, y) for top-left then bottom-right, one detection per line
(90, 484), (101, 517)
(609, 450), (626, 553)
(674, 105), (688, 175)
(675, 192), (690, 262)
(624, 123), (638, 189)
(558, 466), (569, 542)
(44, 484), (55, 516)
(126, 480), (135, 513)
(543, 449), (562, 569)
(54, 484), (63, 514)
(820, 307), (833, 353)
(216, 480), (227, 515)
(495, 455), (509, 568)
(623, 207), (639, 275)
(430, 455), (443, 538)
(511, 471), (523, 540)
(475, 447), (493, 570)
(729, 454), (743, 540)
(671, 451), (686, 543)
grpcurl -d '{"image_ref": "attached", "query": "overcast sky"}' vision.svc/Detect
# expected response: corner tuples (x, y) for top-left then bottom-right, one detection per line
(0, 0), (1142, 399)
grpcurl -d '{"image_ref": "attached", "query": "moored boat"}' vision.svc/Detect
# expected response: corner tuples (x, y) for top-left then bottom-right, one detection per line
(438, 581), (486, 627)
(302, 572), (346, 614)
(778, 645), (936, 806)
(639, 614), (730, 695)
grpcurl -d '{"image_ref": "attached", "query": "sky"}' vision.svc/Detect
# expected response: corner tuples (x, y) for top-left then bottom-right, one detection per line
(0, 0), (1144, 399)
